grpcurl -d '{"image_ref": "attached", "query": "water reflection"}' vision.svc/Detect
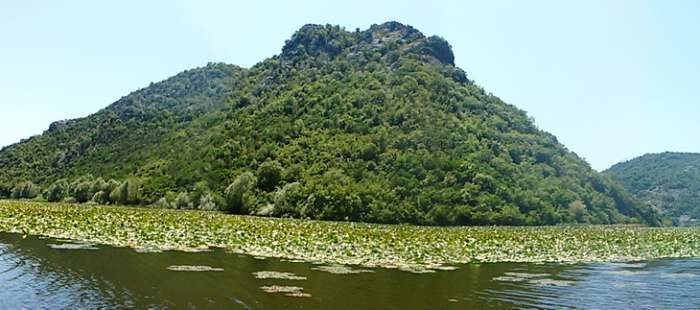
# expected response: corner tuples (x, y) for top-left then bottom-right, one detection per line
(0, 232), (699, 309)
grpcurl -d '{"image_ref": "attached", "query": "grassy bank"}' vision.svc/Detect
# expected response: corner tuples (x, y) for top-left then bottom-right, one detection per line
(1, 200), (699, 271)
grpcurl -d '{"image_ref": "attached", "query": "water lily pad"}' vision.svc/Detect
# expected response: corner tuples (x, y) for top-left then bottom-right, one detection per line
(253, 271), (306, 280)
(431, 265), (460, 271)
(398, 266), (436, 274)
(167, 265), (224, 272)
(134, 246), (163, 253)
(311, 265), (374, 274)
(260, 285), (311, 297)
(493, 272), (551, 283)
(47, 243), (98, 250)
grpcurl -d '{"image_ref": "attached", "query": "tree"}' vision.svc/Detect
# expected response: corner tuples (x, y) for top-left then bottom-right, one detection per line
(91, 191), (109, 205)
(0, 182), (11, 198)
(109, 179), (141, 205)
(45, 180), (68, 202)
(273, 182), (303, 217)
(224, 172), (257, 214)
(198, 193), (219, 211)
(257, 161), (283, 191)
(11, 181), (40, 199)
(174, 191), (193, 209)
(70, 181), (92, 203)
(569, 200), (587, 222)
(110, 181), (129, 205)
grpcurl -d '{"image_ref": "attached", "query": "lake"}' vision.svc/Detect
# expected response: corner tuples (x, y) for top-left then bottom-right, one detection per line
(0, 232), (698, 309)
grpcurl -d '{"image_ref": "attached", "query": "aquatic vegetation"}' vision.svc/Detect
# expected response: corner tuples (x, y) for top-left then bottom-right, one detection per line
(493, 272), (574, 287)
(166, 265), (224, 272)
(47, 243), (98, 250)
(1, 201), (700, 271)
(429, 265), (460, 271)
(253, 271), (307, 280)
(311, 264), (374, 274)
(260, 285), (311, 298)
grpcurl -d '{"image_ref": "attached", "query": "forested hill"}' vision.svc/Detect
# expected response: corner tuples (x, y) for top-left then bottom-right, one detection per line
(0, 22), (659, 226)
(605, 152), (700, 225)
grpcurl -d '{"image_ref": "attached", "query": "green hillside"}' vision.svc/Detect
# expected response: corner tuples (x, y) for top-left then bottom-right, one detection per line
(0, 22), (658, 226)
(605, 152), (700, 225)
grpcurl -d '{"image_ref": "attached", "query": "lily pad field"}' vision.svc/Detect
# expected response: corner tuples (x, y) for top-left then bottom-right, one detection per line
(1, 200), (699, 271)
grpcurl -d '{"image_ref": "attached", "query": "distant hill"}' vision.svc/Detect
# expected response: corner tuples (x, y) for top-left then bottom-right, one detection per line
(605, 152), (700, 225)
(0, 22), (659, 226)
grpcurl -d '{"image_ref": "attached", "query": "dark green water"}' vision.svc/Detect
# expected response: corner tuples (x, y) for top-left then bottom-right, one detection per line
(1, 233), (699, 309)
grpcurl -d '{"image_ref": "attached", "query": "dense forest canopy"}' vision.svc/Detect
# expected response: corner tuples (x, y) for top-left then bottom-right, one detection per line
(0, 22), (659, 226)
(605, 152), (700, 225)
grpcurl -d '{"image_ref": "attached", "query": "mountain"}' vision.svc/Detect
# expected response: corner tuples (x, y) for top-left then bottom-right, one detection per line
(0, 22), (659, 226)
(605, 152), (700, 225)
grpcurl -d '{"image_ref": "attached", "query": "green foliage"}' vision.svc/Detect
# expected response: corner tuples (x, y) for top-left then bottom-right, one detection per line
(273, 182), (304, 217)
(224, 172), (257, 214)
(568, 200), (587, 222)
(108, 179), (141, 205)
(91, 191), (109, 205)
(0, 182), (11, 198)
(174, 191), (193, 209)
(44, 180), (69, 202)
(257, 161), (283, 191)
(198, 193), (219, 211)
(0, 22), (660, 226)
(11, 181), (40, 199)
(605, 152), (700, 225)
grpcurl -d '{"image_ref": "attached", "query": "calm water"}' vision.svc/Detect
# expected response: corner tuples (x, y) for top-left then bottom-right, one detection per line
(0, 233), (699, 309)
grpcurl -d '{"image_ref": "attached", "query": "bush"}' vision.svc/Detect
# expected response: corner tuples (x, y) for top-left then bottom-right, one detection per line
(273, 182), (304, 217)
(0, 182), (11, 198)
(11, 181), (40, 199)
(109, 179), (141, 205)
(91, 191), (109, 205)
(224, 172), (257, 214)
(257, 161), (283, 191)
(569, 200), (587, 222)
(174, 192), (193, 209)
(44, 180), (69, 202)
(155, 197), (172, 209)
(70, 181), (93, 203)
(198, 193), (219, 211)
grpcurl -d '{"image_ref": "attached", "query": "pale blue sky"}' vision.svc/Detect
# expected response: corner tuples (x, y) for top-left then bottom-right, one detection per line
(1, 0), (698, 170)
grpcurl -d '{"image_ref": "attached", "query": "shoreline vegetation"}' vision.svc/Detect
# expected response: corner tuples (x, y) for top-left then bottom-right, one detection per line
(1, 200), (698, 272)
(0, 22), (660, 228)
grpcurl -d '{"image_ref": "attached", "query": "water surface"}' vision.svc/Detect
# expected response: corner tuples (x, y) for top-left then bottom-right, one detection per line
(0, 233), (698, 309)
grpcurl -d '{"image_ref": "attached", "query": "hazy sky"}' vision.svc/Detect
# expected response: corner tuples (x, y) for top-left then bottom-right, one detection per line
(1, 0), (698, 170)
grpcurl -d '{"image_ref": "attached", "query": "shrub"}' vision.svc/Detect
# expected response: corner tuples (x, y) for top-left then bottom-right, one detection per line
(109, 179), (141, 205)
(257, 161), (283, 191)
(91, 191), (109, 205)
(70, 181), (93, 203)
(0, 182), (11, 198)
(272, 182), (303, 217)
(110, 182), (128, 205)
(44, 180), (69, 202)
(569, 200), (587, 222)
(224, 172), (257, 214)
(11, 181), (40, 199)
(198, 193), (219, 211)
(174, 192), (193, 209)
(155, 197), (172, 209)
